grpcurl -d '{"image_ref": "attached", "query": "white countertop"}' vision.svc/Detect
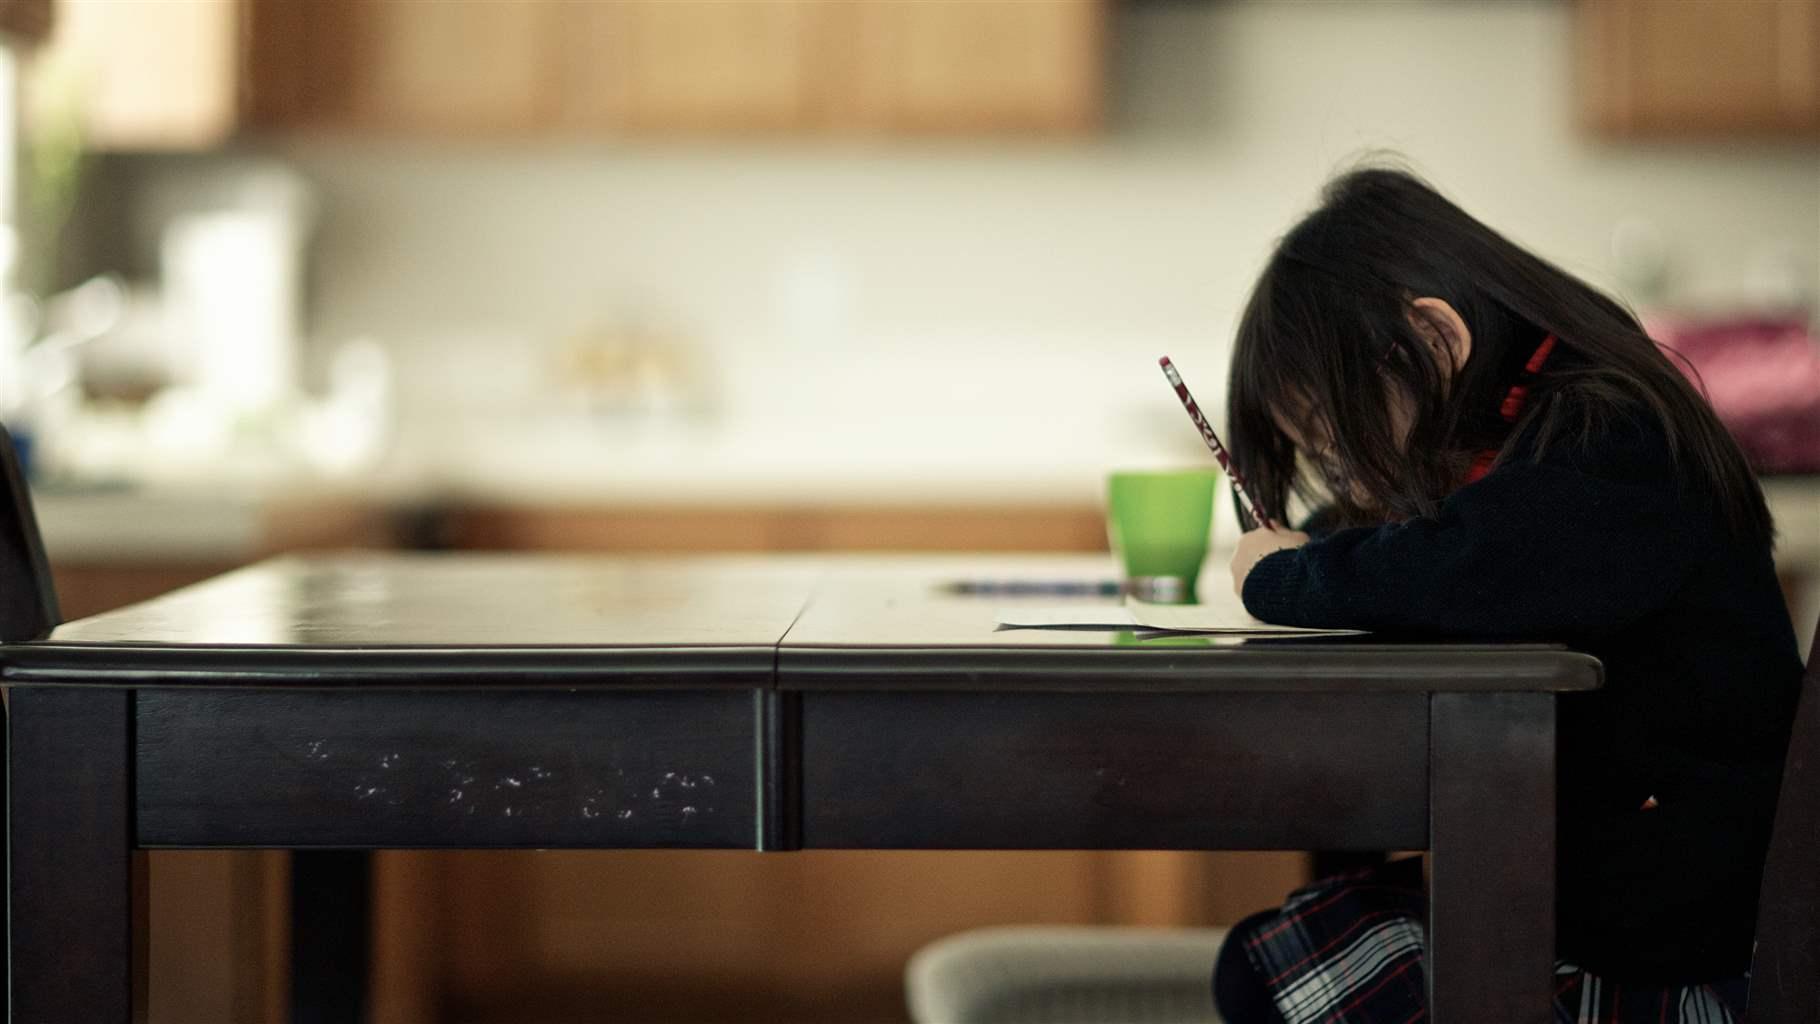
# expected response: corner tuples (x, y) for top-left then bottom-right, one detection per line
(34, 488), (265, 563)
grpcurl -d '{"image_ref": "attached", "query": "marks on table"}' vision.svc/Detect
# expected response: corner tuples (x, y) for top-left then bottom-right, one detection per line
(135, 690), (757, 848)
(296, 739), (719, 826)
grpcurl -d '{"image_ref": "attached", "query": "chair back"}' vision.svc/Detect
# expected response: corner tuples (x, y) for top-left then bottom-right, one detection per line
(1749, 614), (1820, 1022)
(1, 422), (59, 641)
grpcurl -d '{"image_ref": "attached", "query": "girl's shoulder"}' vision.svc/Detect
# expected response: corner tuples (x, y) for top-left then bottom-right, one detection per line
(1512, 395), (1678, 487)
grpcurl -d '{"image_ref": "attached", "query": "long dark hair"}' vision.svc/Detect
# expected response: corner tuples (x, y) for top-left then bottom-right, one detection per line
(1225, 166), (1772, 547)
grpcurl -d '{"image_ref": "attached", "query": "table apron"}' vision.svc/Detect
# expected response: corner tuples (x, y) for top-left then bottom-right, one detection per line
(134, 689), (761, 848)
(797, 690), (1430, 850)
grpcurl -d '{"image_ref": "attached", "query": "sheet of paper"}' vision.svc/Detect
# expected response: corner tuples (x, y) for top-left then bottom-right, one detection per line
(995, 586), (1365, 636)
(994, 604), (1138, 630)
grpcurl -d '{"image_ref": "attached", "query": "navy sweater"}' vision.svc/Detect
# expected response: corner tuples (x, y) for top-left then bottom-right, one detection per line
(1242, 410), (1804, 983)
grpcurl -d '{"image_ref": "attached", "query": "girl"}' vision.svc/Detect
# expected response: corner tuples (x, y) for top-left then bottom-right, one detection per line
(1214, 168), (1804, 1023)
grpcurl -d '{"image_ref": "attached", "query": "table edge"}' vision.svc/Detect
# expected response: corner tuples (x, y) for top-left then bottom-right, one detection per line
(777, 645), (1604, 692)
(0, 643), (776, 688)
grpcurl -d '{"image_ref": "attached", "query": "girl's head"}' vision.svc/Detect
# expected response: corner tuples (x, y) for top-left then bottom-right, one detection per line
(1226, 166), (1770, 544)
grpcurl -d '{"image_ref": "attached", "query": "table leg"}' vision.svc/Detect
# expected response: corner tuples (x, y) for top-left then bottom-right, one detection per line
(9, 688), (141, 1023)
(1428, 692), (1556, 1024)
(291, 850), (371, 1024)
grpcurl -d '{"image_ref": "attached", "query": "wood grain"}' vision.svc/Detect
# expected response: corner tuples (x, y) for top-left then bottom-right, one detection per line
(1578, 0), (1820, 136)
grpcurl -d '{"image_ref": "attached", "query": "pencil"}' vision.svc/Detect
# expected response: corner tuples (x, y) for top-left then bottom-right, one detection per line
(1158, 356), (1274, 527)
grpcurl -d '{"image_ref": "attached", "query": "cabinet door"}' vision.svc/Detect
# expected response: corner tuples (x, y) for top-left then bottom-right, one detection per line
(248, 0), (558, 135)
(831, 0), (1104, 134)
(562, 0), (818, 132)
(1579, 0), (1820, 136)
(33, 0), (239, 149)
(351, 0), (558, 133)
(244, 0), (1107, 137)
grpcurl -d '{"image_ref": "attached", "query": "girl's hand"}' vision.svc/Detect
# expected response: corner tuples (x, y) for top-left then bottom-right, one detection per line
(1230, 524), (1311, 597)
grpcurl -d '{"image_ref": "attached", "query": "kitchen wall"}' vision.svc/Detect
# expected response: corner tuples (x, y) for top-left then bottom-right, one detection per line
(91, 1), (1820, 513)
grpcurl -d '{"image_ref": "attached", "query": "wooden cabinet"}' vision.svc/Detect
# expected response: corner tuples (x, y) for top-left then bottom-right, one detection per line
(338, 0), (1105, 137)
(569, 0), (824, 133)
(38, 0), (1104, 147)
(30, 0), (240, 149)
(381, 848), (1307, 1024)
(1579, 0), (1820, 136)
(349, 0), (558, 133)
(243, 0), (559, 134)
(831, 0), (1104, 134)
(438, 501), (1112, 553)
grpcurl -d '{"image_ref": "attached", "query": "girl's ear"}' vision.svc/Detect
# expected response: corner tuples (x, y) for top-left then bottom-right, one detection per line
(1409, 297), (1473, 373)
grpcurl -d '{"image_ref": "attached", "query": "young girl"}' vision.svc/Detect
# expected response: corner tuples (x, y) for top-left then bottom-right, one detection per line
(1213, 168), (1804, 1023)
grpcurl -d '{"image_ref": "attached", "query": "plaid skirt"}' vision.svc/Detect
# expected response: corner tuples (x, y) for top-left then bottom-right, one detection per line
(1239, 857), (1750, 1024)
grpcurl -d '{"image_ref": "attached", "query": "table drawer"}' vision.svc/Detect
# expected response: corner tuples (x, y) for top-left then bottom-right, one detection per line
(800, 691), (1428, 850)
(136, 690), (758, 848)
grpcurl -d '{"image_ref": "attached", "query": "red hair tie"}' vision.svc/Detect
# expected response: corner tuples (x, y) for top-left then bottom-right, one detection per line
(1465, 334), (1559, 485)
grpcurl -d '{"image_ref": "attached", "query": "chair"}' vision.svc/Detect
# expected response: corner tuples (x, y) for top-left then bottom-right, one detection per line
(1749, 616), (1820, 1022)
(905, 617), (1820, 1024)
(1, 422), (59, 641)
(906, 926), (1230, 1024)
(2, 420), (60, 1022)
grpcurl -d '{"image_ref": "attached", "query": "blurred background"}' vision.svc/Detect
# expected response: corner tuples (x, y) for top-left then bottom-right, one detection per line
(0, 0), (1816, 1021)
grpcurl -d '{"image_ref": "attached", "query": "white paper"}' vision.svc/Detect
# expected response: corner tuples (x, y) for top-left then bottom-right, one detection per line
(995, 604), (1138, 630)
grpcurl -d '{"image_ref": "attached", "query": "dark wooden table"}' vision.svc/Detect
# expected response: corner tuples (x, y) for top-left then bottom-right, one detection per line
(2, 553), (1599, 1024)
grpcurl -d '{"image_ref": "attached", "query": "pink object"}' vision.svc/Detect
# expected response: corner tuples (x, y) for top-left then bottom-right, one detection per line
(1158, 356), (1274, 525)
(1647, 314), (1820, 474)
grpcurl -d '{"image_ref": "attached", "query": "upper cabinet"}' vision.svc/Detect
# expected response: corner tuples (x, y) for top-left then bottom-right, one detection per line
(1578, 0), (1820, 137)
(32, 0), (240, 149)
(36, 0), (1105, 149)
(565, 0), (823, 133)
(346, 0), (560, 133)
(830, 0), (1104, 134)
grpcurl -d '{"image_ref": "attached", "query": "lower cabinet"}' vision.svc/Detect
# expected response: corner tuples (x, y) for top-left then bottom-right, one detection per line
(372, 849), (1309, 1024)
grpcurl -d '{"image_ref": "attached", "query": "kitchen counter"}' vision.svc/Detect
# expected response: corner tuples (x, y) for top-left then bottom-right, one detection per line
(26, 417), (1818, 575)
(34, 485), (397, 564)
(34, 488), (270, 563)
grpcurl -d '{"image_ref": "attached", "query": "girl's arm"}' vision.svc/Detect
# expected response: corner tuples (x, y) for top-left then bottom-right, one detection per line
(1240, 424), (1701, 639)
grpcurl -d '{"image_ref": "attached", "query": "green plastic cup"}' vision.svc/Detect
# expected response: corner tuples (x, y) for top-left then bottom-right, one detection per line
(1106, 469), (1219, 604)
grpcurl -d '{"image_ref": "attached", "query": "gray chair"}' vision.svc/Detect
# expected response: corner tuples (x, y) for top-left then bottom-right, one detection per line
(906, 616), (1820, 1024)
(1, 422), (58, 641)
(907, 926), (1229, 1024)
